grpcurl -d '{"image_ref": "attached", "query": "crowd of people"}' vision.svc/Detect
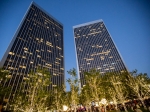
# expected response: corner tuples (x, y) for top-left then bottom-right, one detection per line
(74, 98), (150, 112)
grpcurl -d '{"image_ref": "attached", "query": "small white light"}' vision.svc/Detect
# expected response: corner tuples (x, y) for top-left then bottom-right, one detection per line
(63, 105), (68, 111)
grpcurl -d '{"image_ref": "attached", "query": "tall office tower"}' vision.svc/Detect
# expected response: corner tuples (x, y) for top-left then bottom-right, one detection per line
(73, 20), (127, 87)
(0, 2), (64, 98)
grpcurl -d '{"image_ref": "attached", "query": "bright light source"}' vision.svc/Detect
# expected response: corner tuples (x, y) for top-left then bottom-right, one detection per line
(101, 98), (107, 104)
(110, 101), (113, 104)
(63, 105), (68, 111)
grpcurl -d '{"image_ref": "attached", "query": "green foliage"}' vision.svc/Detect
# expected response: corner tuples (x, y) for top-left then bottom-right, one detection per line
(0, 68), (11, 103)
(67, 68), (79, 111)
(84, 69), (103, 102)
(10, 67), (51, 112)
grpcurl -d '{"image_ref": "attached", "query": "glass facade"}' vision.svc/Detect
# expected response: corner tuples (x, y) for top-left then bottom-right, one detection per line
(73, 20), (127, 86)
(0, 2), (64, 99)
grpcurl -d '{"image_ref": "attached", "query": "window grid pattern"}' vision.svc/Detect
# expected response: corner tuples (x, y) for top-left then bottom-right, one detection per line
(74, 21), (127, 86)
(2, 3), (64, 97)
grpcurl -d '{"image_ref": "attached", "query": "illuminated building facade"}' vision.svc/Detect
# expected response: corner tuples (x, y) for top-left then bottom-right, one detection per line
(0, 2), (64, 98)
(73, 20), (127, 87)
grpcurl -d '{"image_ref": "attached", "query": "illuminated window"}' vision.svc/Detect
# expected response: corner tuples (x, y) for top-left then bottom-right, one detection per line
(30, 61), (33, 64)
(60, 68), (64, 70)
(84, 58), (94, 61)
(109, 56), (113, 58)
(40, 38), (43, 42)
(55, 62), (60, 64)
(36, 50), (40, 52)
(24, 51), (28, 53)
(52, 85), (57, 87)
(53, 73), (58, 76)
(100, 56), (105, 60)
(96, 45), (102, 48)
(36, 38), (39, 40)
(46, 41), (53, 47)
(22, 56), (26, 59)
(9, 52), (15, 55)
(56, 58), (61, 60)
(8, 67), (14, 69)
(37, 55), (41, 58)
(47, 50), (51, 52)
(56, 46), (61, 50)
(45, 63), (52, 67)
(24, 47), (28, 50)
(19, 65), (26, 69)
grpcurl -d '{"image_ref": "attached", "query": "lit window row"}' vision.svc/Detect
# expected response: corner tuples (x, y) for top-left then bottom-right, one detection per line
(56, 46), (62, 50)
(46, 41), (53, 47)
(55, 62), (60, 64)
(36, 50), (40, 52)
(19, 65), (26, 69)
(84, 58), (94, 61)
(47, 50), (51, 52)
(60, 68), (64, 70)
(8, 67), (17, 70)
(91, 50), (110, 56)
(88, 31), (102, 36)
(24, 47), (28, 50)
(92, 45), (102, 48)
(56, 58), (61, 60)
(37, 55), (41, 58)
(9, 52), (15, 55)
(45, 63), (52, 67)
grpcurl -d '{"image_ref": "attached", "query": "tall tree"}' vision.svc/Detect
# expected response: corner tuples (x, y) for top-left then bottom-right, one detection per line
(10, 67), (51, 112)
(126, 70), (150, 109)
(52, 85), (67, 111)
(0, 68), (11, 111)
(67, 68), (79, 112)
(106, 72), (129, 112)
(84, 69), (103, 102)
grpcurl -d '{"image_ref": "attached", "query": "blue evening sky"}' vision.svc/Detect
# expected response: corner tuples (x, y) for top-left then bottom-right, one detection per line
(0, 0), (150, 91)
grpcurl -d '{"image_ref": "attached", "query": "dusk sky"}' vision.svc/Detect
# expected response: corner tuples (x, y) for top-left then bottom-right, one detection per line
(0, 0), (150, 91)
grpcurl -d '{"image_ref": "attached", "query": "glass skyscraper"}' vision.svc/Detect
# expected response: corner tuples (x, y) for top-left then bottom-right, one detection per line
(0, 2), (64, 99)
(73, 20), (128, 87)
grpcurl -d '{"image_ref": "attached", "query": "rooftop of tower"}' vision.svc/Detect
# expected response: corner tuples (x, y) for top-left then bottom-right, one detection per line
(73, 19), (103, 28)
(31, 1), (63, 26)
